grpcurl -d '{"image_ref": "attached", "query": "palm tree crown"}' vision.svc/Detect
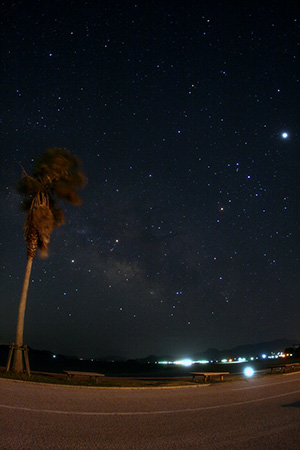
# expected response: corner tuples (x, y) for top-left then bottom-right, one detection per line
(18, 147), (86, 258)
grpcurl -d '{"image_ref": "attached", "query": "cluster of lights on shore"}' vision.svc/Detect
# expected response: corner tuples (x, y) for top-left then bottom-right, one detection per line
(157, 352), (291, 378)
(158, 351), (291, 367)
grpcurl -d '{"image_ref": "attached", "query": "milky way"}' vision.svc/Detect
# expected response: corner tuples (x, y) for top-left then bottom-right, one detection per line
(1, 1), (299, 358)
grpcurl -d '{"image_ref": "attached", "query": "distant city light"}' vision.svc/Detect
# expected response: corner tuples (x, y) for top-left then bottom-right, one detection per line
(52, 354), (56, 358)
(244, 367), (254, 377)
(175, 358), (193, 366)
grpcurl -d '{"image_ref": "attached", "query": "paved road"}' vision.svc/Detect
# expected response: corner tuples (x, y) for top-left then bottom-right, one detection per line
(1, 373), (300, 449)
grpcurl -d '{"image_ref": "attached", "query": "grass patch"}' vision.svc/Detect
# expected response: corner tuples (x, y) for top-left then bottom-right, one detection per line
(0, 370), (198, 388)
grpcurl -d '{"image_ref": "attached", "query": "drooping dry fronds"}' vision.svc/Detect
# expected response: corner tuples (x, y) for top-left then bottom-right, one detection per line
(24, 193), (56, 258)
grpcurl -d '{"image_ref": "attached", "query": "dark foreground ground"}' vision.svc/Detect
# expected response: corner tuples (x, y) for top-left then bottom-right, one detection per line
(1, 371), (300, 449)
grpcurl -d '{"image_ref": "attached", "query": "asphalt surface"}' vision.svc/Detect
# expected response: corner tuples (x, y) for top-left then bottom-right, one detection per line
(1, 373), (300, 449)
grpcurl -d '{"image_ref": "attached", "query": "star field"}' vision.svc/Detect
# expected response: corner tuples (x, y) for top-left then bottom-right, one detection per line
(0, 0), (300, 359)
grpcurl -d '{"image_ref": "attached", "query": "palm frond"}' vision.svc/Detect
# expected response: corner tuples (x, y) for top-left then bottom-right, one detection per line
(17, 176), (43, 197)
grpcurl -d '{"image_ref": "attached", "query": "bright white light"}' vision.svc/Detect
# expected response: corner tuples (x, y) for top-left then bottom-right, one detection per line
(244, 367), (254, 377)
(52, 354), (56, 358)
(281, 132), (288, 139)
(261, 354), (266, 359)
(175, 359), (193, 366)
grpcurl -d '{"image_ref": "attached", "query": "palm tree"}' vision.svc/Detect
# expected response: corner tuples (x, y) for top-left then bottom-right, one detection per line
(11, 148), (85, 373)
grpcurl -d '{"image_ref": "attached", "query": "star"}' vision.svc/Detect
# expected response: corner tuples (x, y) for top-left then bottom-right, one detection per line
(281, 132), (288, 139)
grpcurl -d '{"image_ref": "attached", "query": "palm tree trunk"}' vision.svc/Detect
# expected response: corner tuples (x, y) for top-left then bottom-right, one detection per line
(12, 256), (34, 373)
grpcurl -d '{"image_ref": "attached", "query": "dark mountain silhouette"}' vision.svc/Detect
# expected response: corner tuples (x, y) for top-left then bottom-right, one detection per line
(191, 339), (299, 361)
(139, 339), (300, 363)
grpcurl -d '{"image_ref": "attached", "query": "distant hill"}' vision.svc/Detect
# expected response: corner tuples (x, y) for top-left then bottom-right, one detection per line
(95, 355), (126, 362)
(138, 339), (300, 363)
(191, 339), (300, 361)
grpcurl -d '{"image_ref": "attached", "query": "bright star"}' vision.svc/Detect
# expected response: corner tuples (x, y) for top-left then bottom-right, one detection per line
(281, 132), (288, 139)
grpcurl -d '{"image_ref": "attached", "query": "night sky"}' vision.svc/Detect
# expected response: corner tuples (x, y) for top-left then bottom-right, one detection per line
(1, 0), (300, 359)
